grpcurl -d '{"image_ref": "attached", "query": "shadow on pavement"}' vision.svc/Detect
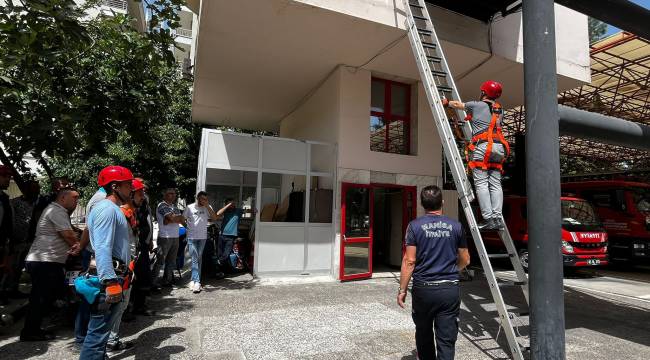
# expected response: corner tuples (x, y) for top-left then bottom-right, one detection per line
(202, 275), (258, 291)
(0, 338), (50, 360)
(457, 272), (650, 359)
(110, 326), (186, 360)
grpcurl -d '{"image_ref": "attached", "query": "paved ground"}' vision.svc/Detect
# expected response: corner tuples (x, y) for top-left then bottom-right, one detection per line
(0, 269), (649, 360)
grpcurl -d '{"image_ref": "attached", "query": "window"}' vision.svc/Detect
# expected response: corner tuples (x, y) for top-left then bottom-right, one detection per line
(370, 78), (411, 155)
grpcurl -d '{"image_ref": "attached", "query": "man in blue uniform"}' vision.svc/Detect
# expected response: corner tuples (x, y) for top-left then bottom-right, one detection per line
(398, 185), (470, 360)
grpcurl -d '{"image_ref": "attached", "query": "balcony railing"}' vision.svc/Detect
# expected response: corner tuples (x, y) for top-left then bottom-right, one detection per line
(176, 28), (192, 38)
(102, 0), (127, 11)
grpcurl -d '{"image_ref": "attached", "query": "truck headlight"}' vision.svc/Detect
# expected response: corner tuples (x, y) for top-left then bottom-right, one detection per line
(562, 241), (574, 253)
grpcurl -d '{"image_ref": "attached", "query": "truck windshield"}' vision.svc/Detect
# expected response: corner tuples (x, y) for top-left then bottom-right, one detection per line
(632, 188), (650, 212)
(561, 200), (602, 231)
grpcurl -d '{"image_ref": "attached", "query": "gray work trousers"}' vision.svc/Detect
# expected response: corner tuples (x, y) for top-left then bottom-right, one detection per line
(153, 237), (179, 285)
(471, 142), (505, 220)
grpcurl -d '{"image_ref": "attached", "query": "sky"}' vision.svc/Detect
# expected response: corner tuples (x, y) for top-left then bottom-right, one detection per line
(604, 0), (650, 35)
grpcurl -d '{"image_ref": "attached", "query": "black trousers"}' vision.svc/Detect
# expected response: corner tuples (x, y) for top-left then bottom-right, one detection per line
(411, 282), (461, 360)
(22, 261), (65, 335)
(132, 247), (152, 310)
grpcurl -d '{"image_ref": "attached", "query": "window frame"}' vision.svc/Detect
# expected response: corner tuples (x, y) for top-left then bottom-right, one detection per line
(370, 78), (412, 155)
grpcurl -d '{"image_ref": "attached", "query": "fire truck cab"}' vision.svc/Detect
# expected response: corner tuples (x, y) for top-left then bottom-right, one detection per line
(562, 181), (650, 264)
(482, 196), (608, 270)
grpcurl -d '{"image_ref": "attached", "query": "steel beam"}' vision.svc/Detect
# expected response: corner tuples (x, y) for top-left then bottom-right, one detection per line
(522, 1), (566, 359)
(558, 105), (650, 150)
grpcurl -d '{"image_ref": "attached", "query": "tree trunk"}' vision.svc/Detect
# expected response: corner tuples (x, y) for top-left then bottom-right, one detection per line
(0, 147), (26, 193)
(33, 152), (54, 181)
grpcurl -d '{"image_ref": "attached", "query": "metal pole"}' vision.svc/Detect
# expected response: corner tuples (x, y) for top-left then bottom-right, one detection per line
(522, 1), (565, 359)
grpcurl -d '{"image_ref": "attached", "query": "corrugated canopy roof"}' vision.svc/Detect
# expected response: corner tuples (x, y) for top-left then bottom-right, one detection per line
(503, 32), (650, 168)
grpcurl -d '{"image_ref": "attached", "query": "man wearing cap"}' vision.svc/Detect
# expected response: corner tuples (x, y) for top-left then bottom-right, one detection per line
(80, 166), (133, 360)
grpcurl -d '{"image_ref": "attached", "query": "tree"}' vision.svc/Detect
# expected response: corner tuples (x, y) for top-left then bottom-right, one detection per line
(0, 0), (199, 201)
(588, 17), (608, 44)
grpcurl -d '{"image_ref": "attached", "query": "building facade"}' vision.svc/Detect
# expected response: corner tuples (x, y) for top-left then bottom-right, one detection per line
(188, 0), (591, 280)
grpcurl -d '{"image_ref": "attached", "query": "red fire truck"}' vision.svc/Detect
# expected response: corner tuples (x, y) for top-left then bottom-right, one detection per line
(482, 196), (608, 271)
(562, 181), (650, 264)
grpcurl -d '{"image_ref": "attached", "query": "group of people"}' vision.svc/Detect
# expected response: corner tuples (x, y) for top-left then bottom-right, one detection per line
(0, 81), (509, 360)
(0, 164), (243, 359)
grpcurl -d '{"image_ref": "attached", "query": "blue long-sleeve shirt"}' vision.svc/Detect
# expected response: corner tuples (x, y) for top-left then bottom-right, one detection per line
(88, 199), (131, 281)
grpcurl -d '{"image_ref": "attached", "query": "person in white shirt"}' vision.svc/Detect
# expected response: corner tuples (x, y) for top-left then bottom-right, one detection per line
(153, 188), (185, 288)
(182, 191), (224, 293)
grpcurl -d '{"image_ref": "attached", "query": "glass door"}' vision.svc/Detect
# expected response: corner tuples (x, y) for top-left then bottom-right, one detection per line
(340, 183), (373, 281)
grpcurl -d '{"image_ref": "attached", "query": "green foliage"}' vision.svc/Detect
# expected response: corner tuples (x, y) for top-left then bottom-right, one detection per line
(0, 0), (201, 202)
(588, 17), (608, 44)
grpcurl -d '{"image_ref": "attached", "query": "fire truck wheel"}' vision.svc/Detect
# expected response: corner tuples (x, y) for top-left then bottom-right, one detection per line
(518, 249), (529, 273)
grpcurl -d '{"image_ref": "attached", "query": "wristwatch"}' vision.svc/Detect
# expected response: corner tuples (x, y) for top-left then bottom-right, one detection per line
(398, 287), (407, 294)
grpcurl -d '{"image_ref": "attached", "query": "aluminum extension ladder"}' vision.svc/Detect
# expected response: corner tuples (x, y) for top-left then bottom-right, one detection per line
(403, 1), (530, 359)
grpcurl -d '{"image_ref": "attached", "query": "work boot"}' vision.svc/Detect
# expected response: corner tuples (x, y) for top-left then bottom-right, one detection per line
(490, 217), (504, 230)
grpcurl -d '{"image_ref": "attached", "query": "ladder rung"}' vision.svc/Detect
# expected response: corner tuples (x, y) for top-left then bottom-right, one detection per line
(409, 3), (424, 9)
(499, 281), (527, 287)
(418, 29), (432, 35)
(413, 15), (428, 21)
(430, 69), (447, 77)
(426, 55), (442, 63)
(437, 86), (453, 93)
(515, 311), (530, 317)
(422, 42), (437, 49)
(487, 253), (511, 259)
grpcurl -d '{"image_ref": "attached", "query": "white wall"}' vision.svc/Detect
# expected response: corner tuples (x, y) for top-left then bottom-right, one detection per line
(292, 1), (590, 83)
(490, 4), (590, 82)
(294, 0), (407, 29)
(337, 67), (442, 177)
(280, 68), (340, 144)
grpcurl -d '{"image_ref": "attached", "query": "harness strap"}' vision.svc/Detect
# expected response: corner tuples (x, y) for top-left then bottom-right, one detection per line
(465, 101), (510, 173)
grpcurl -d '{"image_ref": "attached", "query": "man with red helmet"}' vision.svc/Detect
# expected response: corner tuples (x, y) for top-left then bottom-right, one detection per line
(79, 165), (133, 360)
(103, 178), (148, 352)
(443, 80), (510, 230)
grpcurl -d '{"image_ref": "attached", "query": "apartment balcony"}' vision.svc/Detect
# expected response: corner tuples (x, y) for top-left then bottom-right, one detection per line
(176, 28), (193, 38)
(101, 0), (128, 13)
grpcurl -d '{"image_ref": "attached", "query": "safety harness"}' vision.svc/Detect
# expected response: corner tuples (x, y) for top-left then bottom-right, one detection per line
(465, 100), (510, 172)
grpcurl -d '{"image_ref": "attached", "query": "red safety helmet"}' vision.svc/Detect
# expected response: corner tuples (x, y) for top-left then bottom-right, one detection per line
(132, 178), (145, 192)
(0, 164), (12, 176)
(480, 80), (502, 99)
(97, 165), (134, 187)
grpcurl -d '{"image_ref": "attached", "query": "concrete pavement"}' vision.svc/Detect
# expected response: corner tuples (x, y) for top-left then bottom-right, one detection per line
(0, 271), (649, 359)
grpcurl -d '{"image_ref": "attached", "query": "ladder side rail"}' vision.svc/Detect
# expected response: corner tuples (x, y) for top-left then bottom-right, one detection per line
(497, 226), (530, 304)
(414, 0), (473, 142)
(411, 0), (530, 303)
(460, 199), (526, 360)
(403, 16), (474, 201)
(404, 2), (527, 358)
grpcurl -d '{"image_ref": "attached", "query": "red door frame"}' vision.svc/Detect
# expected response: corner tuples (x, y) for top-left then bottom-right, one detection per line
(340, 183), (374, 281)
(340, 183), (417, 281)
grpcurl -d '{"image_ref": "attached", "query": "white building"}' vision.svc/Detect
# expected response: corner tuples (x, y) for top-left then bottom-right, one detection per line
(171, 6), (198, 75)
(83, 0), (147, 32)
(188, 1), (591, 280)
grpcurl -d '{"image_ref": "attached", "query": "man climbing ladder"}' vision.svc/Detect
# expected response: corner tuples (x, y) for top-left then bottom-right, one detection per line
(443, 80), (509, 230)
